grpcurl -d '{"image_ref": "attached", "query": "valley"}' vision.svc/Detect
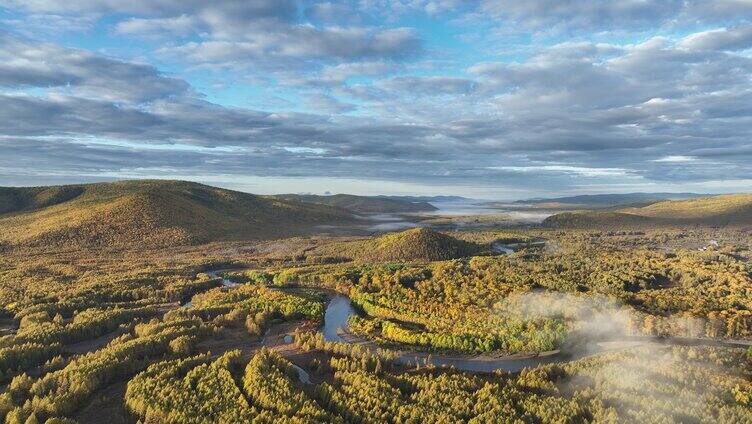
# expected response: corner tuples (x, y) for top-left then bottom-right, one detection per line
(0, 181), (749, 423)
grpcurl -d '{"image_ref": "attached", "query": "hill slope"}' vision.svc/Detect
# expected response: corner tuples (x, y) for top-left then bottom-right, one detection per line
(315, 228), (482, 262)
(0, 185), (86, 215)
(275, 194), (437, 213)
(543, 194), (752, 228)
(0, 180), (354, 249)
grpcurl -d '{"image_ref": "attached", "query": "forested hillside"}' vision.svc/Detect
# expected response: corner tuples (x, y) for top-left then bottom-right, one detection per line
(544, 194), (752, 228)
(313, 228), (483, 262)
(0, 180), (354, 249)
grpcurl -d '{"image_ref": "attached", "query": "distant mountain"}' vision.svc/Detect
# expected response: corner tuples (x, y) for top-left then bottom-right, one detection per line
(275, 193), (438, 213)
(0, 180), (354, 249)
(516, 192), (704, 208)
(543, 194), (752, 228)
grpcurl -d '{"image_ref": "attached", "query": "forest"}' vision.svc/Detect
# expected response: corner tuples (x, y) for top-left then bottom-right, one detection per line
(0, 226), (749, 423)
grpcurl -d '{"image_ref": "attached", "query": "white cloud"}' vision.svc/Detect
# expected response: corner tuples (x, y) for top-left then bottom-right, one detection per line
(651, 155), (698, 163)
(1, 2), (752, 194)
(158, 27), (421, 70)
(474, 0), (752, 32)
(0, 33), (190, 104)
(303, 93), (356, 114)
(677, 25), (752, 51)
(489, 165), (632, 177)
(114, 14), (199, 38)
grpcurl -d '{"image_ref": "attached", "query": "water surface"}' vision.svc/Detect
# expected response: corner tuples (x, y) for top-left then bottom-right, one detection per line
(323, 295), (355, 342)
(320, 294), (597, 373)
(181, 271), (239, 308)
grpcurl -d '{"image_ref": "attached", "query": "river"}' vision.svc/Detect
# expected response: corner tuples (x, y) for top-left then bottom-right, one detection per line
(318, 293), (751, 373)
(181, 270), (239, 308)
(192, 270), (751, 374)
(319, 294), (616, 372)
(491, 242), (515, 255)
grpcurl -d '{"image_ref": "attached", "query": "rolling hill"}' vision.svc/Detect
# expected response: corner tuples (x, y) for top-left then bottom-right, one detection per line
(315, 228), (482, 262)
(275, 193), (437, 213)
(543, 194), (752, 228)
(0, 180), (355, 249)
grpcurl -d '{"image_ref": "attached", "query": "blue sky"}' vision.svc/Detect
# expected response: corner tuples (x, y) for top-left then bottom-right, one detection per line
(1, 1), (751, 199)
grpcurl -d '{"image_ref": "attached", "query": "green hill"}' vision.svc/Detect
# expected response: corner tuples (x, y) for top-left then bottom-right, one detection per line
(316, 228), (482, 262)
(0, 180), (354, 249)
(543, 194), (752, 229)
(275, 193), (437, 213)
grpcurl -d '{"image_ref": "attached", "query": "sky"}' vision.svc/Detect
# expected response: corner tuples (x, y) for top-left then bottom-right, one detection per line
(1, 1), (751, 200)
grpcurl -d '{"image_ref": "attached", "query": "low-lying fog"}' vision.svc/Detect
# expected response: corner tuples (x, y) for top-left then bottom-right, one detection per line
(317, 199), (565, 235)
(364, 200), (559, 232)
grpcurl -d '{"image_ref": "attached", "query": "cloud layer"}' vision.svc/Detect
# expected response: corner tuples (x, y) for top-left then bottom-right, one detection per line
(0, 1), (751, 197)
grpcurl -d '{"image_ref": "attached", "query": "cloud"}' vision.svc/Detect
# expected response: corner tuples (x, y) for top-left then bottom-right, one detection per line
(464, 32), (752, 153)
(0, 93), (162, 137)
(0, 0), (297, 21)
(1, 13), (97, 36)
(358, 0), (467, 18)
(5, 1), (422, 69)
(3, 26), (752, 192)
(0, 32), (190, 104)
(304, 93), (357, 114)
(304, 2), (362, 25)
(477, 0), (684, 32)
(681, 0), (752, 23)
(3, 0), (422, 90)
(677, 25), (752, 51)
(161, 27), (421, 68)
(475, 0), (752, 33)
(376, 76), (475, 96)
(489, 165), (633, 178)
(651, 156), (697, 163)
(114, 14), (199, 38)
(1, 3), (752, 196)
(295, 61), (400, 87)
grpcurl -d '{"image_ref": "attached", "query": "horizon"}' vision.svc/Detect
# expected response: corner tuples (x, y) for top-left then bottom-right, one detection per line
(2, 2), (752, 197)
(2, 176), (749, 203)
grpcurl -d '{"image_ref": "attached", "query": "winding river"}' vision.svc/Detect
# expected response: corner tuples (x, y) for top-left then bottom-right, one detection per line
(320, 294), (628, 372)
(192, 269), (752, 374)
